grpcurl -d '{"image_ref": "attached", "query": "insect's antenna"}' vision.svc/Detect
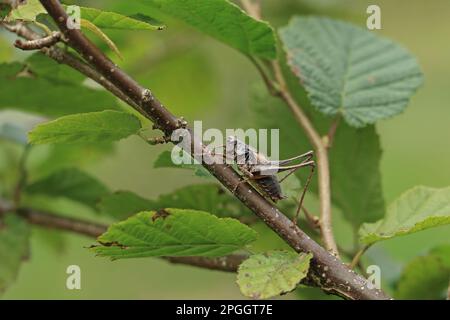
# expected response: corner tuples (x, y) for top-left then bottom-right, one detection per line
(294, 163), (315, 226)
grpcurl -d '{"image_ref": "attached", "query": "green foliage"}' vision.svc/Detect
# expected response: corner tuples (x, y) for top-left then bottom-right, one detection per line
(140, 0), (277, 59)
(99, 184), (253, 220)
(0, 3), (13, 20)
(9, 1), (162, 31)
(154, 150), (211, 177)
(395, 245), (450, 300)
(359, 186), (450, 245)
(98, 191), (154, 220)
(91, 209), (258, 259)
(28, 111), (141, 145)
(279, 16), (423, 127)
(77, 6), (164, 30)
(25, 168), (110, 209)
(252, 87), (385, 228)
(237, 251), (312, 299)
(0, 62), (119, 117)
(330, 122), (385, 227)
(0, 214), (30, 293)
(9, 0), (45, 21)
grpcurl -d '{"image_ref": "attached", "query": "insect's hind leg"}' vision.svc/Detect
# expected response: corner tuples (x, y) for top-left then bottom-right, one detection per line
(272, 160), (316, 226)
(293, 161), (315, 227)
(271, 150), (314, 166)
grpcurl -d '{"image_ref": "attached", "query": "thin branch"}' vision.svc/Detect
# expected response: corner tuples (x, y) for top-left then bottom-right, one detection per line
(2, 22), (141, 113)
(14, 30), (61, 50)
(13, 0), (391, 300)
(166, 255), (246, 272)
(0, 200), (245, 272)
(326, 116), (341, 149)
(350, 245), (370, 270)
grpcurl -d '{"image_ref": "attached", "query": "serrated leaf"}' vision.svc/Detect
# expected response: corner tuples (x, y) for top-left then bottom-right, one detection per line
(279, 16), (423, 127)
(237, 251), (312, 299)
(359, 186), (450, 245)
(25, 168), (110, 209)
(28, 111), (141, 145)
(0, 62), (119, 117)
(98, 191), (155, 219)
(154, 150), (211, 178)
(139, 0), (277, 59)
(252, 87), (385, 228)
(0, 214), (30, 293)
(395, 245), (450, 300)
(92, 209), (257, 259)
(78, 7), (164, 30)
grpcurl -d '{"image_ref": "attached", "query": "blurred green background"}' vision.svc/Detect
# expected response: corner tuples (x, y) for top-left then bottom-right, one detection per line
(1, 0), (450, 299)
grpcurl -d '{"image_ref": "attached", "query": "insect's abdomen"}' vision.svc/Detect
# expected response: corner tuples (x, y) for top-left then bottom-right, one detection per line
(256, 176), (285, 202)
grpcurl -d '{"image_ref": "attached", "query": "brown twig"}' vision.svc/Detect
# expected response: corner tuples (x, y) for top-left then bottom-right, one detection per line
(3, 0), (391, 299)
(14, 31), (61, 50)
(2, 22), (141, 113)
(326, 116), (341, 149)
(350, 245), (370, 270)
(0, 200), (246, 272)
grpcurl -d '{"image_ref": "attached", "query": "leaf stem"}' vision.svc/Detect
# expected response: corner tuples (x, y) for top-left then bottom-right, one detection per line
(350, 245), (370, 270)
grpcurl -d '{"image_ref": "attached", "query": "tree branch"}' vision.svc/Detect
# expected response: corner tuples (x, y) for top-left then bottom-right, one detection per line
(0, 200), (245, 272)
(14, 30), (61, 50)
(5, 0), (391, 299)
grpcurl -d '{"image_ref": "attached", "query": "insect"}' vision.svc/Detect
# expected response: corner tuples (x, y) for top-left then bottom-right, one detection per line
(211, 136), (315, 225)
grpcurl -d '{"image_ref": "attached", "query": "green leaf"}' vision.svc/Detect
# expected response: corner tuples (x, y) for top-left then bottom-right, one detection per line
(99, 184), (253, 220)
(0, 214), (30, 293)
(154, 150), (211, 178)
(139, 0), (277, 59)
(78, 6), (164, 30)
(237, 251), (312, 299)
(91, 208), (258, 259)
(28, 111), (141, 145)
(25, 168), (110, 209)
(251, 87), (385, 228)
(395, 245), (450, 300)
(359, 186), (450, 245)
(0, 4), (13, 20)
(279, 16), (423, 127)
(98, 191), (155, 220)
(10, 0), (45, 21)
(153, 184), (253, 218)
(0, 62), (119, 117)
(330, 122), (385, 227)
